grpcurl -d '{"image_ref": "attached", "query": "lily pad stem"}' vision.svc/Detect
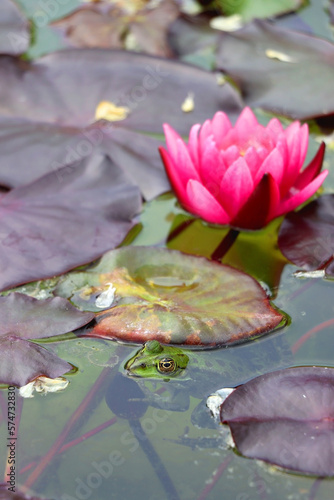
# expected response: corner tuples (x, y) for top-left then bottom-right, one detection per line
(211, 228), (240, 261)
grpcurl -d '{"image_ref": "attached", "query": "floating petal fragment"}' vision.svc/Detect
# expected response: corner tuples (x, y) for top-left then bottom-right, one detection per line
(19, 376), (69, 398)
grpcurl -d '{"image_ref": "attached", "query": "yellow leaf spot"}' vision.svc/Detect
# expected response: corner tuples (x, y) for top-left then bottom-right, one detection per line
(95, 101), (130, 122)
(181, 93), (195, 113)
(265, 49), (295, 63)
(216, 73), (226, 86)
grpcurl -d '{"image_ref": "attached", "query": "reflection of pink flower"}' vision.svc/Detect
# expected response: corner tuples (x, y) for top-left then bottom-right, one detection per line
(159, 108), (328, 229)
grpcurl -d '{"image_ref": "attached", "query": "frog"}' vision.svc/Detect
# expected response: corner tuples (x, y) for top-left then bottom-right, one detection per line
(124, 336), (293, 427)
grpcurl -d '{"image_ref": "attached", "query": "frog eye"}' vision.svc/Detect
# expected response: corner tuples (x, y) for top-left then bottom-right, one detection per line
(158, 358), (176, 374)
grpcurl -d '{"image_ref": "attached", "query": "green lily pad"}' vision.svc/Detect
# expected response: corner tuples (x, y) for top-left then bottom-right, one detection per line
(55, 247), (285, 347)
(216, 0), (303, 22)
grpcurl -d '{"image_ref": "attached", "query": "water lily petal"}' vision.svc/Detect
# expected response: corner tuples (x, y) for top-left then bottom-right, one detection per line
(277, 170), (328, 216)
(298, 123), (309, 168)
(199, 138), (227, 197)
(244, 147), (261, 179)
(266, 117), (284, 137)
(188, 123), (201, 169)
(281, 122), (308, 196)
(163, 123), (183, 158)
(221, 144), (240, 167)
(211, 111), (232, 147)
(255, 147), (284, 186)
(199, 119), (213, 152)
(185, 180), (230, 224)
(220, 157), (254, 217)
(234, 107), (259, 143)
(175, 138), (201, 185)
(232, 173), (279, 229)
(294, 142), (326, 191)
(159, 147), (187, 201)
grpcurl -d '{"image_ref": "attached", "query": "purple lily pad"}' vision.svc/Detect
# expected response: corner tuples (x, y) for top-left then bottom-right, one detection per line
(55, 247), (285, 347)
(278, 194), (334, 278)
(221, 366), (334, 476)
(216, 20), (334, 120)
(0, 118), (168, 199)
(0, 49), (242, 198)
(0, 48), (243, 133)
(0, 153), (141, 291)
(0, 293), (94, 386)
(0, 0), (30, 55)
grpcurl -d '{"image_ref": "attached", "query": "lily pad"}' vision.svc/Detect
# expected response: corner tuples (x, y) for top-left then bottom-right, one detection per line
(51, 0), (180, 57)
(0, 293), (94, 386)
(278, 194), (334, 278)
(0, 153), (141, 291)
(0, 0), (30, 55)
(0, 118), (168, 199)
(55, 247), (285, 347)
(0, 49), (242, 198)
(215, 0), (303, 22)
(0, 48), (243, 133)
(220, 366), (334, 476)
(216, 19), (334, 120)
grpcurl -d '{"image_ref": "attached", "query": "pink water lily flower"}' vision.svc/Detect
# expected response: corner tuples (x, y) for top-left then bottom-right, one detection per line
(159, 107), (328, 230)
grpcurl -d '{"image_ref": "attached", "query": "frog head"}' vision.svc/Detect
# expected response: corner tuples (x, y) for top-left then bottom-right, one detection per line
(124, 340), (189, 380)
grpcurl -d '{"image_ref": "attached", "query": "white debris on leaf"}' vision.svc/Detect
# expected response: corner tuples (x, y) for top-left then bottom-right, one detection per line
(19, 376), (69, 398)
(265, 49), (296, 63)
(95, 283), (116, 309)
(206, 388), (235, 420)
(181, 93), (195, 113)
(210, 15), (243, 32)
(294, 269), (326, 279)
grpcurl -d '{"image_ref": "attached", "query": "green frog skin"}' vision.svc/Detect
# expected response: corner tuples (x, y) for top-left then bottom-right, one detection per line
(124, 340), (190, 381)
(124, 337), (292, 408)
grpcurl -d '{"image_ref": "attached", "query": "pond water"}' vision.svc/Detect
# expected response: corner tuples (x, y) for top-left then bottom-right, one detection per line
(1, 192), (332, 500)
(1, 1), (334, 499)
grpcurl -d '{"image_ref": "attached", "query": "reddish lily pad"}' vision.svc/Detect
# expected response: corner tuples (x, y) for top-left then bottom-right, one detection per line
(278, 194), (334, 278)
(52, 0), (180, 57)
(0, 293), (94, 386)
(0, 0), (30, 55)
(0, 153), (141, 292)
(216, 20), (334, 120)
(221, 366), (334, 476)
(55, 247), (285, 347)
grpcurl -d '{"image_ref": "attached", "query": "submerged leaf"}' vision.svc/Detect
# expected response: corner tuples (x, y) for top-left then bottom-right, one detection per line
(0, 0), (30, 55)
(221, 366), (334, 476)
(0, 293), (94, 386)
(0, 153), (141, 291)
(215, 0), (303, 22)
(51, 0), (180, 57)
(278, 194), (334, 278)
(56, 247), (285, 347)
(216, 20), (334, 119)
